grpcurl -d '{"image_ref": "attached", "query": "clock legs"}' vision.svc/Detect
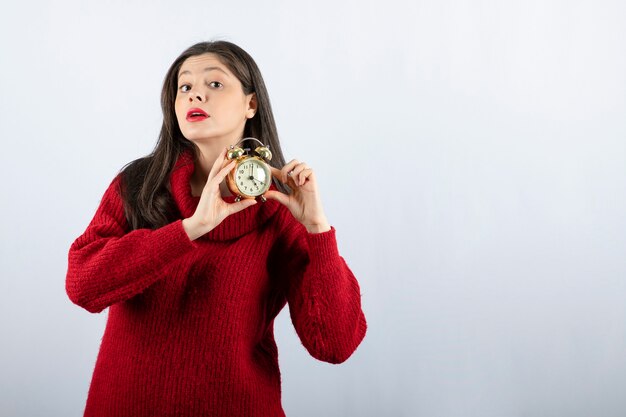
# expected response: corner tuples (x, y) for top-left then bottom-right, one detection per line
(234, 195), (266, 202)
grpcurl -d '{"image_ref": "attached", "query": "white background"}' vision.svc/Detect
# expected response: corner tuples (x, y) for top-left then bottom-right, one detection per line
(1, 0), (625, 416)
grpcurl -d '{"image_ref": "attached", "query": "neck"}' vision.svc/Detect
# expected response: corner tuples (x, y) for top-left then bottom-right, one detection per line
(189, 137), (241, 197)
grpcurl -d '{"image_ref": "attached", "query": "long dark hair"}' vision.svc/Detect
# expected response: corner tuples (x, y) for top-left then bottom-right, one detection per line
(117, 40), (287, 230)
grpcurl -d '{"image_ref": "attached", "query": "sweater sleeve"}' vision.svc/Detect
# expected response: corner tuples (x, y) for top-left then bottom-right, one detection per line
(278, 218), (367, 364)
(65, 174), (199, 314)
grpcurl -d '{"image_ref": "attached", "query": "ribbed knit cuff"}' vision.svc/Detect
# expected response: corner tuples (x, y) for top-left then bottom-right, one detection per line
(156, 218), (201, 255)
(305, 226), (340, 272)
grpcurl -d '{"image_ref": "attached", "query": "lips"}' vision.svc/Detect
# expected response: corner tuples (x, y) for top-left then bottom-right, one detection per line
(186, 108), (209, 122)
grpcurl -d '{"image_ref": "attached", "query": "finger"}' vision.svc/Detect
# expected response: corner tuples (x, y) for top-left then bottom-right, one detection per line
(208, 147), (229, 181)
(270, 166), (297, 188)
(297, 168), (313, 186)
(289, 163), (310, 187)
(212, 160), (236, 184)
(269, 166), (283, 182)
(290, 163), (309, 179)
(227, 198), (257, 215)
(264, 190), (290, 207)
(282, 159), (301, 182)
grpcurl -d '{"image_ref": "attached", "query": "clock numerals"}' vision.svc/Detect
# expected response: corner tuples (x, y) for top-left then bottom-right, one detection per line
(233, 159), (269, 197)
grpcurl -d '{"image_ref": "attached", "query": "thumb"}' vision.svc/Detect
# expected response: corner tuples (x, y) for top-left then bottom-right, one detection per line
(264, 190), (290, 207)
(226, 198), (257, 215)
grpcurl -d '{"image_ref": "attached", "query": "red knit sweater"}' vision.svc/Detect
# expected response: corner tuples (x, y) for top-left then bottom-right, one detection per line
(65, 148), (367, 417)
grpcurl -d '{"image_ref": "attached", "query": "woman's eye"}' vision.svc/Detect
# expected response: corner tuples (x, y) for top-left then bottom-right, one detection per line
(178, 82), (222, 92)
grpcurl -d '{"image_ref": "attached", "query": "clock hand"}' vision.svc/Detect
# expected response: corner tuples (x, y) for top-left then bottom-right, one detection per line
(249, 164), (266, 185)
(252, 172), (265, 185)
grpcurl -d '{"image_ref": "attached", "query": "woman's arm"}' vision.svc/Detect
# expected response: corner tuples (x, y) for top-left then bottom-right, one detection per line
(277, 219), (368, 364)
(264, 157), (367, 363)
(65, 175), (198, 313)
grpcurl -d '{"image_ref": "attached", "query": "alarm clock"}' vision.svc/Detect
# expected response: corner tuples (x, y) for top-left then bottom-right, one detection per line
(225, 137), (273, 202)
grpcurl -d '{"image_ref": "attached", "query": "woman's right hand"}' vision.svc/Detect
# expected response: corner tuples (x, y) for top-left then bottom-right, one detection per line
(182, 148), (257, 240)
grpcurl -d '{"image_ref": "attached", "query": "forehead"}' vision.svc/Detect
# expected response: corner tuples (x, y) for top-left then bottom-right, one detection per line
(178, 53), (232, 78)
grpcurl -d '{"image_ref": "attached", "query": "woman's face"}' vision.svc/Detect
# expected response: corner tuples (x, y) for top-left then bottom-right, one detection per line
(174, 53), (256, 146)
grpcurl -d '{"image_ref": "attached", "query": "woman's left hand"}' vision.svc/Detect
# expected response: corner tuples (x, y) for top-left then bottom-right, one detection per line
(264, 159), (331, 234)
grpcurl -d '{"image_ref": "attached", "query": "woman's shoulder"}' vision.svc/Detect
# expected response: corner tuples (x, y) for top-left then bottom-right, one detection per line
(95, 155), (154, 227)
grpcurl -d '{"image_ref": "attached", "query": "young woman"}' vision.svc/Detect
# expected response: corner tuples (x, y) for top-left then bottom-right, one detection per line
(66, 40), (367, 417)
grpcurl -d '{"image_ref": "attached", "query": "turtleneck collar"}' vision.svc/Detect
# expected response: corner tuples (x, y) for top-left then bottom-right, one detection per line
(169, 148), (281, 241)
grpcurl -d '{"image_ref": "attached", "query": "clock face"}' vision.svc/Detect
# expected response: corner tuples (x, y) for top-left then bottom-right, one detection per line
(235, 158), (271, 196)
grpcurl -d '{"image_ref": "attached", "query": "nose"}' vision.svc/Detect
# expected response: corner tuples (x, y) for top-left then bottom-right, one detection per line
(188, 88), (206, 103)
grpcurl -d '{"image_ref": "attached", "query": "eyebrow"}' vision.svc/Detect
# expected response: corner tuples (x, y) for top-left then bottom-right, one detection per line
(178, 67), (230, 79)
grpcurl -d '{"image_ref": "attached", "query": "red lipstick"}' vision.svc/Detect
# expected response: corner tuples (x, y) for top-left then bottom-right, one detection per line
(186, 108), (209, 122)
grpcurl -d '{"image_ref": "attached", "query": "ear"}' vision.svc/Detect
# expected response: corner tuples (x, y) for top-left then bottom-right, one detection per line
(246, 92), (257, 119)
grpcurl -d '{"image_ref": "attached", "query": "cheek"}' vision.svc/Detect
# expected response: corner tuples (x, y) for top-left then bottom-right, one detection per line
(174, 99), (185, 120)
